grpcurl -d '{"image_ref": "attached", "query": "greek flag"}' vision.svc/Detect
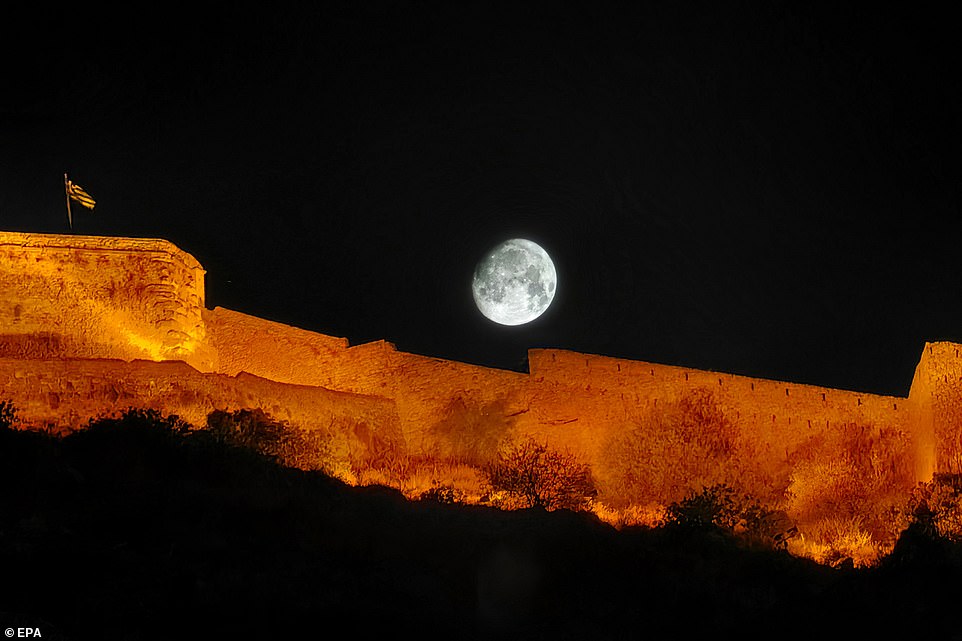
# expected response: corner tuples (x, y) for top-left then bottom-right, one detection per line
(66, 179), (96, 210)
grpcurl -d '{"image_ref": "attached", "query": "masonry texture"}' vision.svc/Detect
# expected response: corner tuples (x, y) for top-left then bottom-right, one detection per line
(0, 232), (213, 369)
(1, 230), (958, 516)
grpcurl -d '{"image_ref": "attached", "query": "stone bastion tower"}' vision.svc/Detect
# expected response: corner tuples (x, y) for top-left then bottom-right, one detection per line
(1, 229), (960, 518)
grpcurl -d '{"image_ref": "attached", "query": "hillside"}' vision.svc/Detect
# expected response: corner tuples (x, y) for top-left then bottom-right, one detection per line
(1, 411), (960, 640)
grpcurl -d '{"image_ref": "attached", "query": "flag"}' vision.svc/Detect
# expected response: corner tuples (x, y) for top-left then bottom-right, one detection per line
(64, 173), (96, 230)
(66, 179), (96, 210)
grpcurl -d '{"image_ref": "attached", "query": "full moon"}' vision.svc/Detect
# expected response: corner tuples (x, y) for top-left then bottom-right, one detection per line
(472, 238), (557, 326)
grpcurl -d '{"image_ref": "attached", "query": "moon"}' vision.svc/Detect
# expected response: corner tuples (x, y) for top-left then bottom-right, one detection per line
(472, 238), (557, 326)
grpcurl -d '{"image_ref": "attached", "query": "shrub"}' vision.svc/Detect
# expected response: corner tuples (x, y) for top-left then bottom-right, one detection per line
(361, 445), (412, 488)
(206, 408), (288, 458)
(281, 426), (339, 474)
(664, 484), (794, 547)
(789, 516), (880, 568)
(389, 457), (489, 502)
(666, 484), (768, 530)
(883, 476), (962, 568)
(904, 474), (962, 542)
(86, 407), (191, 436)
(485, 438), (596, 511)
(204, 408), (335, 473)
(0, 400), (15, 430)
(665, 483), (743, 530)
(418, 483), (467, 505)
(592, 502), (667, 529)
(65, 409), (194, 486)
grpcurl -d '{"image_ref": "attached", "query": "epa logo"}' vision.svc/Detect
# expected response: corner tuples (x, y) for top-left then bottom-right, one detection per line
(5, 630), (41, 638)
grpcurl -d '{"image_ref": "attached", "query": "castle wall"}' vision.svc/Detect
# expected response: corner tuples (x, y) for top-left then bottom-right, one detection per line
(200, 320), (924, 502)
(527, 349), (908, 438)
(197, 313), (928, 496)
(0, 357), (404, 468)
(312, 342), (530, 452)
(1, 228), (955, 513)
(907, 342), (962, 477)
(204, 306), (349, 383)
(0, 231), (214, 371)
(521, 349), (919, 495)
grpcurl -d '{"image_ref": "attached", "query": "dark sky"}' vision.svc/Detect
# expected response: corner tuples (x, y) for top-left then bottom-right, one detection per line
(2, 2), (961, 397)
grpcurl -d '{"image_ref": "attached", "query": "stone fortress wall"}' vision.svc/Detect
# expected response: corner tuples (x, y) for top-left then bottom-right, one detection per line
(525, 349), (916, 477)
(0, 356), (403, 470)
(0, 232), (214, 370)
(908, 342), (962, 477)
(0, 230), (958, 496)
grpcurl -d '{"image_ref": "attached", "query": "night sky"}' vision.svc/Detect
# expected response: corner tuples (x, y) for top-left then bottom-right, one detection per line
(2, 3), (960, 397)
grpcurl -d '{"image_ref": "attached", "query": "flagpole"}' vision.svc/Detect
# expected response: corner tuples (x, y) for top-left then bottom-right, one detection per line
(64, 173), (73, 231)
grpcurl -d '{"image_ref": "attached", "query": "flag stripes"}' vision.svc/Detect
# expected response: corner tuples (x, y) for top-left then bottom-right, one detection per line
(66, 180), (96, 209)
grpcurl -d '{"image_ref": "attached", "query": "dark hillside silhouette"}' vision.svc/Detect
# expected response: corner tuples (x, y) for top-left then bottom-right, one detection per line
(1, 408), (961, 640)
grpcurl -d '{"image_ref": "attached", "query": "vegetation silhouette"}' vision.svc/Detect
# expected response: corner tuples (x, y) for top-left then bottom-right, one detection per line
(484, 438), (596, 511)
(663, 483), (797, 549)
(204, 407), (337, 473)
(1, 404), (961, 640)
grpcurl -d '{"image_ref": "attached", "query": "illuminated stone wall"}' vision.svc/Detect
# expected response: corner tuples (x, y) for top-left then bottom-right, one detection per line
(1, 228), (958, 501)
(526, 349), (908, 447)
(204, 306), (349, 383)
(517, 349), (920, 503)
(205, 330), (926, 496)
(907, 342), (962, 477)
(0, 231), (213, 371)
(323, 344), (530, 452)
(0, 357), (404, 467)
